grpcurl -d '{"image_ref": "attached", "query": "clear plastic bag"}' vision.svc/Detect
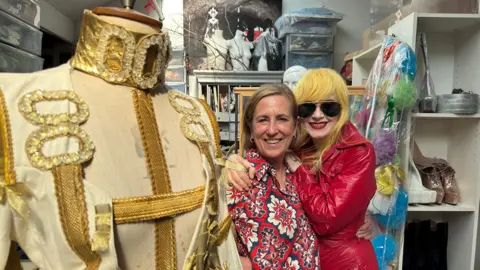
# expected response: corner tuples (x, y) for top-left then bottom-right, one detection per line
(353, 35), (417, 269)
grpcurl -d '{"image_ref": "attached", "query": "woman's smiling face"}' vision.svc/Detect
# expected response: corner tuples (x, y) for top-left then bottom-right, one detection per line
(251, 95), (296, 163)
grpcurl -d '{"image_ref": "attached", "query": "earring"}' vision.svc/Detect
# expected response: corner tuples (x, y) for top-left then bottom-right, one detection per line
(293, 135), (296, 139)
(250, 138), (254, 143)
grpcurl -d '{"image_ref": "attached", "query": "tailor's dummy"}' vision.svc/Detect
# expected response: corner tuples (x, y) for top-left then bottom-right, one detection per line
(283, 65), (307, 90)
(204, 29), (228, 70)
(0, 0), (241, 269)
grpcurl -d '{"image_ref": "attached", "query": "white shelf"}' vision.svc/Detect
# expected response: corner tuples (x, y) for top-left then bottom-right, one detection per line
(416, 13), (480, 33)
(387, 13), (480, 270)
(408, 203), (476, 212)
(413, 113), (480, 119)
(351, 43), (382, 86)
(353, 43), (382, 61)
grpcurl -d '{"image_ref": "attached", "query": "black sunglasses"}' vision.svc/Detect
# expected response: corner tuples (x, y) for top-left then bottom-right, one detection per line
(298, 102), (341, 118)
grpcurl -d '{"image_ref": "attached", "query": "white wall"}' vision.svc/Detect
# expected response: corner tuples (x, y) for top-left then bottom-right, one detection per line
(38, 0), (75, 43)
(282, 0), (370, 71)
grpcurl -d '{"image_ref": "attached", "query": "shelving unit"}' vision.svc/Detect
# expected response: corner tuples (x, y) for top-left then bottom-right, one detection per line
(188, 70), (284, 153)
(351, 42), (381, 86)
(387, 13), (480, 270)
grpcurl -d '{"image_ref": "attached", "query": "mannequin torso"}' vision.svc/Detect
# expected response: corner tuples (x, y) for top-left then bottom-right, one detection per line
(204, 30), (228, 70)
(226, 30), (253, 71)
(0, 7), (241, 270)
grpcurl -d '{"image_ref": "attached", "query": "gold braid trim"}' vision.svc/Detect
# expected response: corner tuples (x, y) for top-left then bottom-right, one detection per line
(168, 91), (232, 269)
(52, 164), (101, 270)
(197, 98), (222, 159)
(113, 186), (206, 224)
(132, 89), (175, 270)
(0, 90), (16, 185)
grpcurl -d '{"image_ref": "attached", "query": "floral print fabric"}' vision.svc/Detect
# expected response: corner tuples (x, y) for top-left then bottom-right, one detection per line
(227, 149), (320, 269)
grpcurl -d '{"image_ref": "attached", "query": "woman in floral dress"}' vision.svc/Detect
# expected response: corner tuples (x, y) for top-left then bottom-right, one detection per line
(227, 84), (320, 269)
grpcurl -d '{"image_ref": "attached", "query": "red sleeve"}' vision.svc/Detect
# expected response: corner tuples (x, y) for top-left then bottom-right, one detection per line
(292, 145), (377, 235)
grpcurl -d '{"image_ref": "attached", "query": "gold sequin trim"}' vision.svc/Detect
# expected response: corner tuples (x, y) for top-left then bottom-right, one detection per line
(0, 90), (16, 185)
(53, 164), (101, 269)
(71, 10), (172, 90)
(169, 91), (225, 269)
(18, 90), (90, 126)
(132, 88), (175, 270)
(180, 115), (211, 143)
(197, 98), (222, 159)
(132, 35), (168, 89)
(113, 185), (206, 224)
(96, 25), (135, 83)
(19, 90), (95, 171)
(168, 90), (201, 117)
(25, 123), (95, 171)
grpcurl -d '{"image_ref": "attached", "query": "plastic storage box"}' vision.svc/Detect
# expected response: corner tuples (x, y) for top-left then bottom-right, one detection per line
(286, 34), (334, 52)
(0, 41), (43, 72)
(0, 0), (40, 27)
(286, 52), (333, 69)
(0, 9), (42, 55)
(275, 7), (343, 39)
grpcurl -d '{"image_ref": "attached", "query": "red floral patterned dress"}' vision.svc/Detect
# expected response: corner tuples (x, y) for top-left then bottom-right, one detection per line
(227, 149), (320, 269)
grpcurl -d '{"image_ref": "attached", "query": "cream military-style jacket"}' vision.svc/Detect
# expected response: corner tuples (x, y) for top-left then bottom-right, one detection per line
(0, 63), (242, 270)
(0, 10), (242, 269)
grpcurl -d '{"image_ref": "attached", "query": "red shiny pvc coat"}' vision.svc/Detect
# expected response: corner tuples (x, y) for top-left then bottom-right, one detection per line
(292, 121), (379, 270)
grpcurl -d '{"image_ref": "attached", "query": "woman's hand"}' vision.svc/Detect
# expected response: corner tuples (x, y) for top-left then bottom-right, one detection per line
(240, 256), (252, 269)
(226, 154), (255, 191)
(356, 215), (374, 240)
(285, 151), (302, 173)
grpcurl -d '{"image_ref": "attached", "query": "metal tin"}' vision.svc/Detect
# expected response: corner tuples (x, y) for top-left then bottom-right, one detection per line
(437, 94), (479, 114)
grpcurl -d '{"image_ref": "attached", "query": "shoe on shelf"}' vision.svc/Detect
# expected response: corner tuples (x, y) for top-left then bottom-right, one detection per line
(438, 164), (460, 205)
(407, 152), (437, 204)
(413, 141), (448, 166)
(412, 141), (445, 204)
(417, 164), (445, 204)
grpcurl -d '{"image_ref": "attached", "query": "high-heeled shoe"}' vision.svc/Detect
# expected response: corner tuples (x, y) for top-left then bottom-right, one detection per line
(412, 141), (447, 166)
(408, 152), (437, 204)
(412, 141), (445, 204)
(437, 164), (460, 205)
(416, 165), (444, 204)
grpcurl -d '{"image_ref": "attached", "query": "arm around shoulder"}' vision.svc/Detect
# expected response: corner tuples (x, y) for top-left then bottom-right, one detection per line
(294, 144), (377, 235)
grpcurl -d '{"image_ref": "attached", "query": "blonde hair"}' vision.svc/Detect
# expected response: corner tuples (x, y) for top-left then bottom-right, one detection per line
(242, 84), (297, 151)
(291, 68), (349, 171)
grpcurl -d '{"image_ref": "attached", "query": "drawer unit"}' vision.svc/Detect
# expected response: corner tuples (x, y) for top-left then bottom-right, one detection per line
(286, 34), (334, 52)
(0, 41), (43, 72)
(0, 9), (42, 55)
(215, 112), (230, 122)
(286, 52), (333, 69)
(229, 132), (237, 142)
(0, 0), (39, 27)
(229, 122), (237, 132)
(220, 131), (229, 141)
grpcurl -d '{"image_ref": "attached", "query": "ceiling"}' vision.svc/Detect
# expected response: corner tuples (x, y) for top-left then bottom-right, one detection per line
(42, 0), (117, 21)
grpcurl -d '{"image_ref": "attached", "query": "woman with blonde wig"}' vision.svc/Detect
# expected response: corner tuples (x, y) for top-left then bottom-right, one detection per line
(228, 68), (378, 270)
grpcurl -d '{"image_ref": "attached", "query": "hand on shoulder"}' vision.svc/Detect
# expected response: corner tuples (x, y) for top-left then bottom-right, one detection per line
(285, 151), (302, 173)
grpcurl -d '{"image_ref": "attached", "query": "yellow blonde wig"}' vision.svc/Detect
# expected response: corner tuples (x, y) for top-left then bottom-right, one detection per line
(291, 68), (350, 171)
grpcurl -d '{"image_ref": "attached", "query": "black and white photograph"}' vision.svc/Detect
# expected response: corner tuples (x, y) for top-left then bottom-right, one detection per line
(183, 0), (282, 69)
